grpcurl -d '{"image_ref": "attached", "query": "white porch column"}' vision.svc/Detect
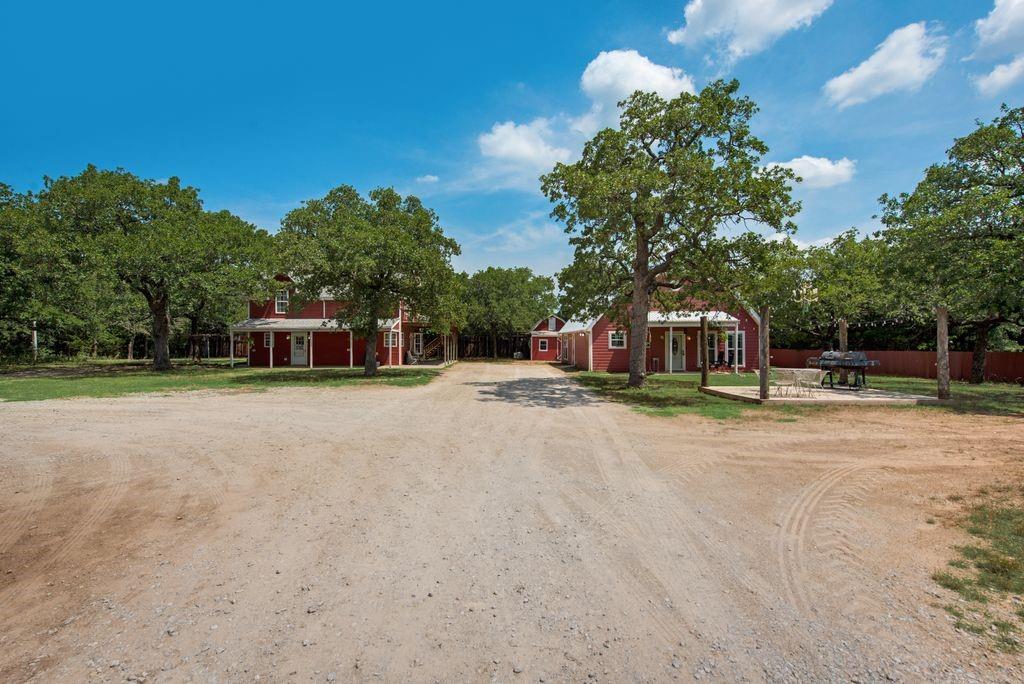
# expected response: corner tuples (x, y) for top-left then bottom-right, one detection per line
(349, 330), (353, 368)
(734, 324), (740, 374)
(229, 331), (234, 368)
(668, 326), (674, 373)
(308, 332), (314, 368)
(269, 332), (274, 369)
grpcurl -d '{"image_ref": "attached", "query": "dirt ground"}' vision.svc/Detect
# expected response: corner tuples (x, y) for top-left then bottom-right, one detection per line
(1, 362), (1022, 682)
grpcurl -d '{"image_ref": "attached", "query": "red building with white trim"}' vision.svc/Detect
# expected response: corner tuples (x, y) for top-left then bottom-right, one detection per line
(230, 280), (457, 368)
(558, 305), (760, 374)
(529, 315), (564, 361)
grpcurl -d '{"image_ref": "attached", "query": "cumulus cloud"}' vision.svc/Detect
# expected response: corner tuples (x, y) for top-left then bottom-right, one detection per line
(975, 0), (1024, 57)
(478, 118), (571, 169)
(823, 22), (946, 109)
(572, 50), (695, 134)
(667, 0), (833, 62)
(771, 156), (856, 188)
(415, 174), (439, 184)
(975, 55), (1024, 95)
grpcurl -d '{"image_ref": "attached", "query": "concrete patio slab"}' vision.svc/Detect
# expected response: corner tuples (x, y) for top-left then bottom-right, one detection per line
(699, 384), (942, 405)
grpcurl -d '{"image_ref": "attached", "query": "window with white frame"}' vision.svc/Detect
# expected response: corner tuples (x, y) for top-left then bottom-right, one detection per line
(547, 316), (557, 331)
(538, 338), (548, 352)
(384, 331), (400, 347)
(275, 290), (289, 314)
(608, 330), (627, 349)
(726, 331), (745, 366)
(263, 332), (272, 348)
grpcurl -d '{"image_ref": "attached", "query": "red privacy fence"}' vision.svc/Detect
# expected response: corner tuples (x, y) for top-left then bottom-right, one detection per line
(770, 349), (1024, 383)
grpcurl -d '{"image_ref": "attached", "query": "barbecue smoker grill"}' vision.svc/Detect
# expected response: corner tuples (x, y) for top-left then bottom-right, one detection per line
(806, 351), (880, 389)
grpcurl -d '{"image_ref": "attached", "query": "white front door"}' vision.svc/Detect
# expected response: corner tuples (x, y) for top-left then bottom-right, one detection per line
(667, 332), (686, 372)
(291, 333), (307, 366)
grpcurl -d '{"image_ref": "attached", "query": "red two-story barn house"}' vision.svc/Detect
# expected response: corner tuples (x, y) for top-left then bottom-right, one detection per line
(530, 315), (565, 361)
(558, 305), (759, 374)
(229, 282), (457, 368)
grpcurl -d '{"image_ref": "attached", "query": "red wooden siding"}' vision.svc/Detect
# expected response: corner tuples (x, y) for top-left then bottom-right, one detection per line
(531, 336), (560, 361)
(311, 331), (350, 366)
(769, 349), (1024, 383)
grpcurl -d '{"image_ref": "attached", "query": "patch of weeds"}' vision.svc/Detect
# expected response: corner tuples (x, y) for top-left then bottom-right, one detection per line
(935, 486), (1024, 651)
(926, 518), (937, 525)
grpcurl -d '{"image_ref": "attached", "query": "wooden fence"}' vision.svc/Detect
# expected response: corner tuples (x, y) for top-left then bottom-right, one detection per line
(769, 349), (1024, 383)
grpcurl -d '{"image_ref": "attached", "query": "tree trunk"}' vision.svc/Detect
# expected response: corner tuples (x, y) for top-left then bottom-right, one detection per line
(838, 318), (849, 385)
(936, 306), (950, 400)
(363, 331), (378, 377)
(759, 306), (771, 401)
(188, 316), (201, 363)
(627, 286), (650, 388)
(127, 336), (134, 361)
(491, 327), (498, 359)
(699, 315), (709, 388)
(970, 321), (993, 384)
(150, 296), (172, 371)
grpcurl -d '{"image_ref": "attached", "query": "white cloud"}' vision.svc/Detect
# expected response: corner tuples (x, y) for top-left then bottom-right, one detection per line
(415, 174), (439, 184)
(452, 214), (572, 276)
(572, 50), (695, 134)
(975, 55), (1024, 95)
(478, 118), (571, 169)
(667, 0), (833, 62)
(771, 156), (856, 188)
(975, 0), (1024, 57)
(823, 22), (946, 109)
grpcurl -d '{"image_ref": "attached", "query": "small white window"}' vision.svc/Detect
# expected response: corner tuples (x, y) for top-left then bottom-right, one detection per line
(547, 316), (557, 331)
(275, 290), (289, 314)
(264, 332), (272, 348)
(384, 331), (400, 347)
(608, 330), (627, 349)
(539, 339), (549, 352)
(726, 331), (746, 367)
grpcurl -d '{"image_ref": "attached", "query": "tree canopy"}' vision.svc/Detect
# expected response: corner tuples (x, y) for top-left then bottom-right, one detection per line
(278, 185), (463, 376)
(464, 267), (557, 358)
(543, 80), (799, 387)
(880, 105), (1024, 382)
(34, 166), (275, 369)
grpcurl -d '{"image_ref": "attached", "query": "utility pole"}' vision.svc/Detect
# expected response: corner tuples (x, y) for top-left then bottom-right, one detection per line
(32, 320), (38, 363)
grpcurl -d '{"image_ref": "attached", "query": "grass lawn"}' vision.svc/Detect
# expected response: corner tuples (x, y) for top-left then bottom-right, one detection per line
(933, 483), (1024, 652)
(0, 360), (438, 402)
(566, 369), (1023, 420)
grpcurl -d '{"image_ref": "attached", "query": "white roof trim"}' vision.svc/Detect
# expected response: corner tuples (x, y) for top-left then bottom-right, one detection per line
(560, 317), (599, 334)
(648, 310), (738, 325)
(231, 317), (399, 332)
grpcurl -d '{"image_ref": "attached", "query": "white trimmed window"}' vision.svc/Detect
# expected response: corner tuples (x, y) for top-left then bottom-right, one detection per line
(539, 339), (549, 352)
(275, 290), (289, 314)
(726, 331), (746, 366)
(547, 316), (557, 331)
(384, 331), (400, 347)
(608, 330), (627, 349)
(263, 332), (272, 348)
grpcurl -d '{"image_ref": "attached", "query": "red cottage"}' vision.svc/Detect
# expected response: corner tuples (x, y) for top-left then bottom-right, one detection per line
(529, 315), (565, 361)
(229, 280), (457, 368)
(557, 305), (759, 374)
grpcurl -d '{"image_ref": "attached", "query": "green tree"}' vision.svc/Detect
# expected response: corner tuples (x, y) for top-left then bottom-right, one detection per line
(37, 166), (274, 370)
(465, 267), (557, 358)
(880, 105), (1024, 384)
(278, 185), (462, 376)
(543, 81), (799, 387)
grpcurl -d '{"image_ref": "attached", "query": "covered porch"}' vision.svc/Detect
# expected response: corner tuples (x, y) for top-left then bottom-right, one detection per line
(647, 311), (744, 374)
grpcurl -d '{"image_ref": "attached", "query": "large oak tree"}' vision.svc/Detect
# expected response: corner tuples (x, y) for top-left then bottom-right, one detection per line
(278, 185), (463, 376)
(542, 81), (799, 387)
(465, 267), (557, 358)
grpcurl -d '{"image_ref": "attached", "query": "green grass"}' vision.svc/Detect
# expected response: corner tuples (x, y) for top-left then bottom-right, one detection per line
(935, 486), (1024, 651)
(563, 368), (1023, 420)
(869, 375), (1024, 417)
(564, 370), (817, 420)
(0, 361), (438, 402)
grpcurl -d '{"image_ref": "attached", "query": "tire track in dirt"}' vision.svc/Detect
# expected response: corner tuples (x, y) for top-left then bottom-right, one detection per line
(0, 458), (55, 556)
(775, 463), (876, 617)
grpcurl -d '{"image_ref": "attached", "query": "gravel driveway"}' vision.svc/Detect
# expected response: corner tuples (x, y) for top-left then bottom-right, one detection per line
(1, 362), (1021, 682)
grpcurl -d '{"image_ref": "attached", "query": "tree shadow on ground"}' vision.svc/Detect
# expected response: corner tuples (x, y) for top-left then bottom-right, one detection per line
(465, 377), (601, 409)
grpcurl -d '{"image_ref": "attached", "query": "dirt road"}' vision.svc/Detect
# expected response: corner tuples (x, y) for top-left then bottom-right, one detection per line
(1, 362), (1022, 682)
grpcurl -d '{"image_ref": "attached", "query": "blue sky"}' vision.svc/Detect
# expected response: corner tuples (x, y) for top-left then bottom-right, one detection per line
(2, 1), (1022, 276)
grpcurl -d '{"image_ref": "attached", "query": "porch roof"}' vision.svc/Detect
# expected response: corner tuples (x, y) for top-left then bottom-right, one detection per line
(648, 310), (738, 326)
(230, 317), (400, 333)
